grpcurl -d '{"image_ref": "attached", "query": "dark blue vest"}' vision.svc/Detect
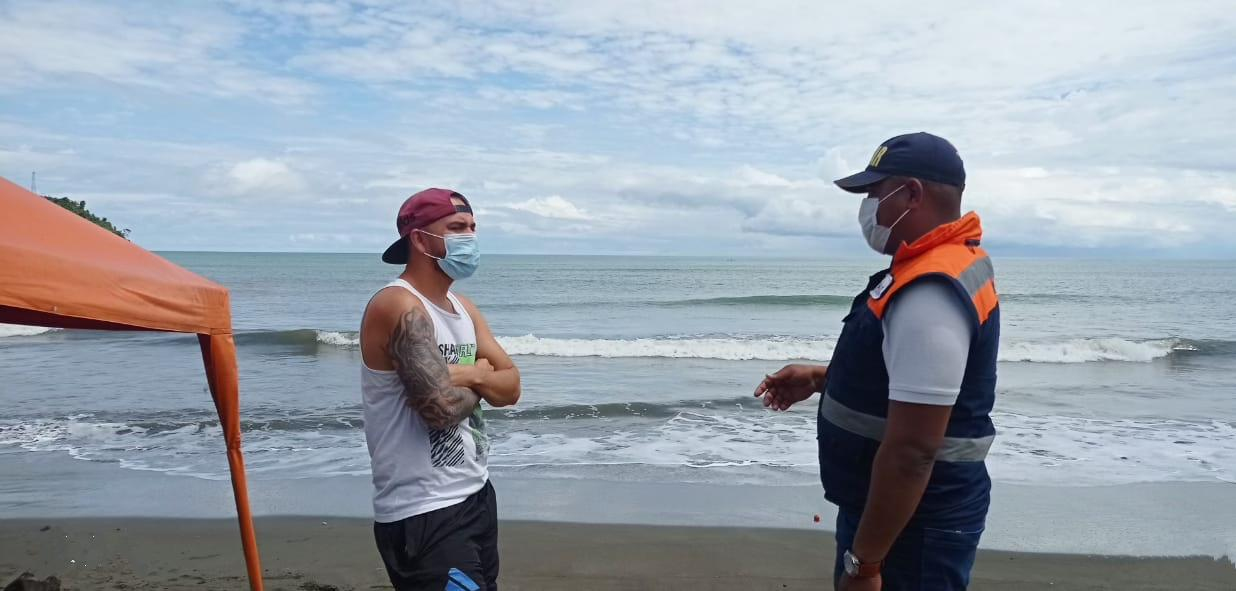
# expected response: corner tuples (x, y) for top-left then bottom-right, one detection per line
(818, 261), (1000, 528)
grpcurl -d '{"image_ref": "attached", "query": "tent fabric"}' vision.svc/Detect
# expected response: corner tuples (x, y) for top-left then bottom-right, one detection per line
(0, 177), (264, 591)
(0, 177), (230, 335)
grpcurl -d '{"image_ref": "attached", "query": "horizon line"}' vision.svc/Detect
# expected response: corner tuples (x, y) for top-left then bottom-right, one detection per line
(149, 250), (1236, 262)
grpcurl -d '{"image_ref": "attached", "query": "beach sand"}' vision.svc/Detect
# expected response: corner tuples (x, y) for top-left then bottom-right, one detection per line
(1, 517), (1233, 590)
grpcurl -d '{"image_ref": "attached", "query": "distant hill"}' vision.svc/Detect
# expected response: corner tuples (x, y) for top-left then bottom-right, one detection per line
(44, 196), (130, 239)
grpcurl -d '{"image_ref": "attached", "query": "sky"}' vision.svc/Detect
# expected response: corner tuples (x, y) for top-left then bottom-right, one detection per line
(1, 0), (1235, 257)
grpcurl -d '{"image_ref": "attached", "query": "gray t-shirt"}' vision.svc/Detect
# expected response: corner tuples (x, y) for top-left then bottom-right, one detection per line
(881, 280), (973, 406)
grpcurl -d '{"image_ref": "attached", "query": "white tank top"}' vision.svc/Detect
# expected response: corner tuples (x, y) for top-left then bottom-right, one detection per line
(361, 278), (489, 523)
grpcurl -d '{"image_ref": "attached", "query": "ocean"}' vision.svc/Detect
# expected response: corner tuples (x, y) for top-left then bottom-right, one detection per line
(2, 254), (1235, 555)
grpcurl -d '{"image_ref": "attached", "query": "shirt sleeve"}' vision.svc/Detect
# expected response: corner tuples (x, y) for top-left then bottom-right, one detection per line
(882, 279), (973, 406)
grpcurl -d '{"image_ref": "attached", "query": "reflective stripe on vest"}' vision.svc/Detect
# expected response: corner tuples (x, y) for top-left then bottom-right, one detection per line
(819, 394), (994, 463)
(957, 256), (994, 298)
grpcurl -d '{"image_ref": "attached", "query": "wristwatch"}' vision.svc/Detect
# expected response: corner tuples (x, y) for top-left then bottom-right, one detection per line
(843, 549), (882, 578)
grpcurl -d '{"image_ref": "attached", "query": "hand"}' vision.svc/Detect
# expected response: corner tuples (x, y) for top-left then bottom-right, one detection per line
(449, 358), (494, 388)
(838, 573), (881, 591)
(754, 363), (824, 411)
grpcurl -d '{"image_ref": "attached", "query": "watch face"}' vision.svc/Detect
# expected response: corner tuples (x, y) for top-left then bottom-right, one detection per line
(844, 550), (860, 575)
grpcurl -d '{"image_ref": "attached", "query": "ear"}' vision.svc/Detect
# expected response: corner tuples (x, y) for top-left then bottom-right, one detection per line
(905, 178), (927, 208)
(409, 230), (426, 255)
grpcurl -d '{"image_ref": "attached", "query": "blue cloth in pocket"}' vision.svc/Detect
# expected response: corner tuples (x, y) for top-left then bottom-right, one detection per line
(445, 568), (480, 591)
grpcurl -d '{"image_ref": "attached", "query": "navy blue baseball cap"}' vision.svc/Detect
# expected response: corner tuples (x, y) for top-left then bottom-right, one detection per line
(834, 132), (966, 193)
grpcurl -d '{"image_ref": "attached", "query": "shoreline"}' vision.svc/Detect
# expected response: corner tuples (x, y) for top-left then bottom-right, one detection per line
(3, 450), (1235, 560)
(2, 517), (1234, 590)
(5, 450), (1236, 558)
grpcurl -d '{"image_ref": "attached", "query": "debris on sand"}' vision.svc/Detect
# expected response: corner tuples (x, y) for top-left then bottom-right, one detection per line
(300, 582), (341, 591)
(3, 572), (62, 591)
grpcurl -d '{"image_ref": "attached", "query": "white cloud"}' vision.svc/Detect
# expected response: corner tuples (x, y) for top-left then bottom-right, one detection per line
(223, 159), (307, 196)
(817, 149), (856, 184)
(292, 25), (479, 80)
(475, 87), (585, 110)
(0, 0), (313, 103)
(289, 232), (354, 244)
(1200, 187), (1236, 213)
(504, 195), (592, 220)
(735, 165), (794, 188)
(482, 180), (522, 192)
(244, 1), (1234, 175)
(741, 199), (852, 238)
(2, 1), (1234, 255)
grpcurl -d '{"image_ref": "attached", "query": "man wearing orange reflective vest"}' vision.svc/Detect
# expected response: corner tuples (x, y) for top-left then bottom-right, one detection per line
(755, 133), (999, 591)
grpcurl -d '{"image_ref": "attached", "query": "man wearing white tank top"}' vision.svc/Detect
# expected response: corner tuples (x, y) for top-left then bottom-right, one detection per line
(360, 188), (521, 591)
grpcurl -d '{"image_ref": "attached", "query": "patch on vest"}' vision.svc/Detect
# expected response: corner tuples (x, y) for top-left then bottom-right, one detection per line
(869, 274), (894, 300)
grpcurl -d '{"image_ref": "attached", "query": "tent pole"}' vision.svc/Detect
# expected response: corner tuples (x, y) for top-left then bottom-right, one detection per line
(200, 333), (265, 591)
(227, 445), (264, 591)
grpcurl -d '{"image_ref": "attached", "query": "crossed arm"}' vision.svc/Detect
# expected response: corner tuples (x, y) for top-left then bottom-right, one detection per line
(362, 287), (520, 429)
(387, 306), (481, 430)
(455, 294), (520, 407)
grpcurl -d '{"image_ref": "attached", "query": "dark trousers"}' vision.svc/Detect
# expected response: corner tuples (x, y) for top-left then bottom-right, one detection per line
(374, 481), (499, 591)
(833, 507), (983, 591)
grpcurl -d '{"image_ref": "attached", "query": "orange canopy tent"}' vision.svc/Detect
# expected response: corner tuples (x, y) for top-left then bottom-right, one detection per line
(0, 177), (264, 590)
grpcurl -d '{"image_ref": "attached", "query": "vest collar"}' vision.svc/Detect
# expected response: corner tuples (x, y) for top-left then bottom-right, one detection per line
(893, 212), (983, 264)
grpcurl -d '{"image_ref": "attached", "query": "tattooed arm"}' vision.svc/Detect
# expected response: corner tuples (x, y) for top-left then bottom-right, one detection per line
(388, 304), (480, 430)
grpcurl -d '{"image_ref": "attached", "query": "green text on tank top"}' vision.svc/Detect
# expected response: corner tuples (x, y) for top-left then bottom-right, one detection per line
(438, 342), (477, 366)
(446, 340), (488, 461)
(434, 304), (488, 462)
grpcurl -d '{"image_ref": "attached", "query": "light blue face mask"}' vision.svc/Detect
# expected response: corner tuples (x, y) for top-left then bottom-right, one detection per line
(418, 230), (479, 280)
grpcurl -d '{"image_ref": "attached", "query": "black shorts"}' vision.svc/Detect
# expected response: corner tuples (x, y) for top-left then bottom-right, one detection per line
(374, 480), (499, 591)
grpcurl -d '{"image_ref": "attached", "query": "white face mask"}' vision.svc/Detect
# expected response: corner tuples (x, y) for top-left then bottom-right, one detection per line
(859, 184), (911, 254)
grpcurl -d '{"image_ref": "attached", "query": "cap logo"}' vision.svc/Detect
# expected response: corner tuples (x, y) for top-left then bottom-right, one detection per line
(869, 145), (889, 168)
